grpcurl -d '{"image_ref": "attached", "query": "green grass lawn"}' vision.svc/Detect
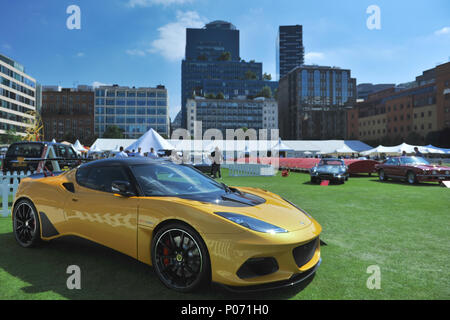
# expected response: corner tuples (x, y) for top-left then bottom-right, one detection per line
(0, 171), (449, 300)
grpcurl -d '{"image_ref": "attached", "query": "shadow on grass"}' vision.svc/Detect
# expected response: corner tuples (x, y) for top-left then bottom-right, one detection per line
(0, 232), (313, 300)
(369, 179), (441, 187)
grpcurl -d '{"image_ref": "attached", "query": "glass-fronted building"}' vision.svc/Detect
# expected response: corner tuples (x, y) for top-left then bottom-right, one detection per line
(0, 54), (36, 137)
(186, 97), (278, 137)
(181, 20), (278, 129)
(277, 25), (305, 80)
(278, 65), (356, 140)
(94, 85), (169, 139)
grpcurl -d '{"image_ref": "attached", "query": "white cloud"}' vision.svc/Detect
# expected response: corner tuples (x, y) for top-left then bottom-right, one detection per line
(127, 0), (193, 8)
(125, 49), (146, 56)
(149, 10), (207, 61)
(92, 81), (110, 88)
(2, 43), (12, 50)
(435, 26), (450, 35)
(305, 52), (325, 64)
(76, 52), (85, 57)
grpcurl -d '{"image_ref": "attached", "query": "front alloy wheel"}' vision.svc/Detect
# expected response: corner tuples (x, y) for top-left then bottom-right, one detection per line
(151, 224), (210, 292)
(407, 171), (417, 185)
(13, 199), (41, 248)
(379, 169), (387, 181)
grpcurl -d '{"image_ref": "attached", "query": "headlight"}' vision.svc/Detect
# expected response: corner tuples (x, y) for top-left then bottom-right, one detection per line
(215, 212), (287, 234)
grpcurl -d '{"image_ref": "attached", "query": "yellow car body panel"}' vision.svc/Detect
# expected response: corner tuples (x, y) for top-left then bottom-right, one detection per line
(13, 165), (322, 289)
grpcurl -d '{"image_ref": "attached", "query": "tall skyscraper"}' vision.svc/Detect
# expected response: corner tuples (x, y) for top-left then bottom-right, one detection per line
(277, 25), (305, 80)
(0, 53), (36, 138)
(181, 20), (277, 129)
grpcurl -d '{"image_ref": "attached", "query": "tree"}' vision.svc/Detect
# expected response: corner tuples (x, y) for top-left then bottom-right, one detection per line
(205, 93), (216, 99)
(217, 51), (231, 61)
(263, 73), (272, 80)
(216, 92), (225, 99)
(258, 86), (273, 98)
(0, 129), (22, 144)
(103, 125), (124, 139)
(405, 131), (424, 145)
(245, 70), (257, 80)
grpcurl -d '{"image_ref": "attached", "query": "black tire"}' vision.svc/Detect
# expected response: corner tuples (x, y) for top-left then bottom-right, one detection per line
(12, 199), (41, 248)
(151, 222), (211, 292)
(310, 177), (317, 184)
(378, 169), (387, 182)
(406, 171), (417, 185)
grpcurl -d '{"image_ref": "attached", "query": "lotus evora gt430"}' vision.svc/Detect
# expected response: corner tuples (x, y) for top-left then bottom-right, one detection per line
(12, 158), (322, 292)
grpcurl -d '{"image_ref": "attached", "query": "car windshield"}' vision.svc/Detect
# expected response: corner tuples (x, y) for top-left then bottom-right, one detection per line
(130, 163), (226, 196)
(399, 157), (430, 165)
(6, 143), (44, 158)
(319, 160), (343, 166)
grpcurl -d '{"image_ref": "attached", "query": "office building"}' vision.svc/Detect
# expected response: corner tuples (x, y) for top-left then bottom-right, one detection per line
(357, 83), (395, 101)
(277, 25), (305, 80)
(94, 85), (169, 139)
(278, 65), (356, 140)
(42, 85), (94, 144)
(347, 62), (450, 145)
(186, 97), (278, 137)
(0, 54), (36, 137)
(182, 20), (277, 128)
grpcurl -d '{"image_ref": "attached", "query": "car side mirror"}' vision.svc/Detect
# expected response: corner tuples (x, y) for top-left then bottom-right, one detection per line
(112, 180), (134, 197)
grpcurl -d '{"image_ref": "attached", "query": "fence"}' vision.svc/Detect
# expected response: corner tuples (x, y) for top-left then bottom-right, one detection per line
(0, 171), (35, 217)
(223, 163), (276, 177)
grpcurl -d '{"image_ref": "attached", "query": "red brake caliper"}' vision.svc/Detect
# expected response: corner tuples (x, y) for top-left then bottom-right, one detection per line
(163, 240), (170, 266)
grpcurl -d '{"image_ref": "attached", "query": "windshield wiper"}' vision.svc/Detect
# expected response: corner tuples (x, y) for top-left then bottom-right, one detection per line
(221, 182), (232, 193)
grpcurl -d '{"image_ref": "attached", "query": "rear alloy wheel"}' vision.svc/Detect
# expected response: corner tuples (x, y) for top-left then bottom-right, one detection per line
(151, 223), (210, 292)
(13, 199), (41, 248)
(379, 169), (387, 182)
(406, 171), (417, 185)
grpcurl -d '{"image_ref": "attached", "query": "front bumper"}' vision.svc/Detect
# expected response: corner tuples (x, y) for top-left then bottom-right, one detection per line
(218, 258), (321, 293)
(417, 174), (450, 182)
(204, 223), (322, 288)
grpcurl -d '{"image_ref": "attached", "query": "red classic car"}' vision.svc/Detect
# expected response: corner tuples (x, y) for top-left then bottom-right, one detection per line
(375, 156), (450, 184)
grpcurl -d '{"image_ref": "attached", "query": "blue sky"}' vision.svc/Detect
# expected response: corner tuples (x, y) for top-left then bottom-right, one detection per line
(1, 0), (449, 120)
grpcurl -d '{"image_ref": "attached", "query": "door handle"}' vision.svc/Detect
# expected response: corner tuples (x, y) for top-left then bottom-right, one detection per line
(72, 198), (79, 202)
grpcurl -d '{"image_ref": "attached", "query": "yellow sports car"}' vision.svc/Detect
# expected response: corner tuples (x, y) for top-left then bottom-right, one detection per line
(12, 158), (322, 292)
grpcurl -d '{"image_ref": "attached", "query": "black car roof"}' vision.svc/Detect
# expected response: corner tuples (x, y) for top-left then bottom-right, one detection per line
(79, 157), (170, 169)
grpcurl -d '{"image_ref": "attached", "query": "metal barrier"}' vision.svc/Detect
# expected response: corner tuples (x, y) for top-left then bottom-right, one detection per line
(0, 170), (36, 217)
(223, 163), (276, 177)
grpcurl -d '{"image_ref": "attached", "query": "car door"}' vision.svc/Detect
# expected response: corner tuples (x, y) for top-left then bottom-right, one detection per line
(390, 158), (402, 177)
(382, 158), (396, 176)
(65, 165), (139, 258)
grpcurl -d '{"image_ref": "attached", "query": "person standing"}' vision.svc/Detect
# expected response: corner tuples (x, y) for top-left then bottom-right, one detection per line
(209, 147), (223, 178)
(414, 147), (423, 157)
(148, 147), (158, 159)
(115, 146), (128, 158)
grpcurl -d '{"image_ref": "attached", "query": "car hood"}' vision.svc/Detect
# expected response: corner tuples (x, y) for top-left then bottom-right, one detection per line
(183, 187), (314, 232)
(314, 165), (345, 174)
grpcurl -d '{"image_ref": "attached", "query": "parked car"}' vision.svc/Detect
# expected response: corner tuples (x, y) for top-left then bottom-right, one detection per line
(2, 141), (80, 173)
(12, 157), (322, 292)
(375, 156), (450, 184)
(310, 158), (349, 184)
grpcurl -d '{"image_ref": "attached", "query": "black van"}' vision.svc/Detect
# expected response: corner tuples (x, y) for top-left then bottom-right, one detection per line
(2, 141), (80, 173)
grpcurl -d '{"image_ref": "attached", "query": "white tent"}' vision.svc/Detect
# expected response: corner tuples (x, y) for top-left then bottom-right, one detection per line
(87, 144), (102, 154)
(51, 139), (57, 143)
(334, 144), (357, 154)
(73, 140), (86, 152)
(272, 138), (294, 152)
(125, 128), (174, 152)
